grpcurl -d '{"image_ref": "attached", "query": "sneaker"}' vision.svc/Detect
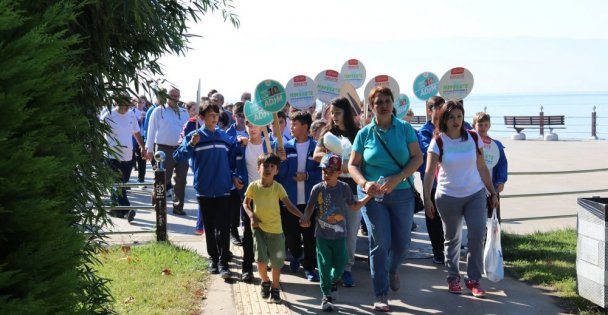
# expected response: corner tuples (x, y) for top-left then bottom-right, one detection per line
(321, 296), (335, 311)
(289, 259), (301, 273)
(305, 269), (320, 282)
(389, 273), (400, 291)
(260, 281), (271, 299)
(465, 279), (486, 297)
(241, 271), (254, 283)
(330, 281), (339, 300)
(432, 255), (445, 264)
(208, 261), (219, 274)
(195, 229), (205, 235)
(341, 271), (354, 287)
(220, 266), (231, 279)
(269, 288), (281, 303)
(127, 209), (136, 223)
(373, 295), (390, 312)
(448, 277), (463, 294)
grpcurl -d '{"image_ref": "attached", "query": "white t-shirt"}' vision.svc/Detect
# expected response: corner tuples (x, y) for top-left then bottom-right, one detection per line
(245, 142), (264, 183)
(102, 109), (140, 161)
(296, 140), (310, 205)
(428, 133), (485, 198)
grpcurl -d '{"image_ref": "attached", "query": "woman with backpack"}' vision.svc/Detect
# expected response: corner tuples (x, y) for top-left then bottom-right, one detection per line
(422, 100), (499, 298)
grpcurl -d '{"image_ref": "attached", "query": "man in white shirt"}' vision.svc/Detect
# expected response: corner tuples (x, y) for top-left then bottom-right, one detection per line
(145, 87), (190, 215)
(101, 96), (145, 222)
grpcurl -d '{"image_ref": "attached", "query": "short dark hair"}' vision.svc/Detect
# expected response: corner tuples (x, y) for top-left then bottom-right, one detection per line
(257, 153), (281, 167)
(234, 101), (245, 115)
(276, 110), (287, 120)
(289, 111), (312, 131)
(218, 110), (230, 128)
(426, 96), (445, 111)
(199, 100), (220, 116)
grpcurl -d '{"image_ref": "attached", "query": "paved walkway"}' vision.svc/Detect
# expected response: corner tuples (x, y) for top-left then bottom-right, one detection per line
(105, 138), (608, 314)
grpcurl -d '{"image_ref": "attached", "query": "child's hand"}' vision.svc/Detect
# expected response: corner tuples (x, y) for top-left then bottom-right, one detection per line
(250, 215), (260, 228)
(293, 172), (307, 182)
(237, 136), (249, 146)
(299, 218), (310, 227)
(189, 132), (200, 146)
(277, 147), (287, 161)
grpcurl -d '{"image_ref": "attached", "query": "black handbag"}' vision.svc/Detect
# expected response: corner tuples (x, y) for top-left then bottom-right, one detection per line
(372, 128), (425, 213)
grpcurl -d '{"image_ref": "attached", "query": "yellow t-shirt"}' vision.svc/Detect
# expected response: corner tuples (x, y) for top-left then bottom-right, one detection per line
(244, 180), (287, 234)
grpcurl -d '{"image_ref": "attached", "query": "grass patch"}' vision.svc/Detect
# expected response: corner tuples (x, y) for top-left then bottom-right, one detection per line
(502, 229), (607, 314)
(93, 242), (209, 314)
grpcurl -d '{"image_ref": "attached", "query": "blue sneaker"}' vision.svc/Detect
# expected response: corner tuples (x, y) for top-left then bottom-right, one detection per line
(341, 271), (354, 287)
(289, 259), (300, 273)
(304, 269), (320, 282)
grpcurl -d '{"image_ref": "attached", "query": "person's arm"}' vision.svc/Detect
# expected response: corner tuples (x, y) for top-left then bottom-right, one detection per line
(242, 196), (260, 228)
(476, 146), (499, 208)
(281, 196), (304, 218)
(349, 193), (373, 211)
(173, 131), (197, 163)
(423, 152), (439, 220)
(300, 201), (314, 227)
(348, 150), (380, 197)
(494, 141), (508, 193)
(145, 109), (158, 160)
(133, 131), (146, 156)
(312, 135), (327, 162)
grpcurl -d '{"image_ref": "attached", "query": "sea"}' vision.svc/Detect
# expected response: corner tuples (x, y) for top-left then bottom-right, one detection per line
(407, 92), (608, 140)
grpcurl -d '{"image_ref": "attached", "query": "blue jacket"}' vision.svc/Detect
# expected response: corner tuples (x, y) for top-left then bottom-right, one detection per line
(173, 126), (236, 197)
(142, 104), (158, 141)
(226, 123), (249, 139)
(230, 138), (277, 197)
(417, 121), (435, 185)
(278, 136), (322, 205)
(491, 138), (508, 187)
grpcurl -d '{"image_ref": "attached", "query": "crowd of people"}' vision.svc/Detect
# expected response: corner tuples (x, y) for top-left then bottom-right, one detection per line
(101, 85), (508, 312)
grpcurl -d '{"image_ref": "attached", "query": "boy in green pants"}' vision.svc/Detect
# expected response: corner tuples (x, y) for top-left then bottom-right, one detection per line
(242, 153), (304, 303)
(301, 153), (371, 311)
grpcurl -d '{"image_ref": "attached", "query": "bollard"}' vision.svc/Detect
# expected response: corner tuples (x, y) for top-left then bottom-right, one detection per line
(539, 106), (544, 136)
(153, 151), (168, 242)
(591, 106), (598, 140)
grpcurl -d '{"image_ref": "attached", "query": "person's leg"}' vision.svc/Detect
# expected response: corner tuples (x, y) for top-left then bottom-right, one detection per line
(463, 189), (488, 282)
(316, 238), (333, 297)
(241, 203), (254, 273)
(172, 159), (188, 213)
(229, 190), (242, 244)
(214, 196), (232, 268)
(425, 187), (445, 262)
(196, 202), (205, 231)
(199, 197), (218, 264)
(331, 238), (348, 285)
(435, 192), (465, 281)
(359, 187), (392, 298)
(343, 198), (361, 273)
(300, 204), (318, 272)
(281, 204), (303, 266)
(156, 144), (175, 195)
(118, 160), (134, 216)
(385, 188), (414, 275)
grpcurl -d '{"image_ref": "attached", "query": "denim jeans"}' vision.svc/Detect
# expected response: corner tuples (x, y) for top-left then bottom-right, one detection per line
(359, 187), (415, 297)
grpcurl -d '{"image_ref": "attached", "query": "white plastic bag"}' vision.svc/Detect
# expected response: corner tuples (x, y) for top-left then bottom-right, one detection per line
(340, 136), (352, 162)
(483, 208), (504, 282)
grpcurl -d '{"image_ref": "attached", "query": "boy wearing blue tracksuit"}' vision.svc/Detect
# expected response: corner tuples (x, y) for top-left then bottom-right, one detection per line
(278, 111), (322, 281)
(472, 112), (508, 222)
(174, 102), (241, 279)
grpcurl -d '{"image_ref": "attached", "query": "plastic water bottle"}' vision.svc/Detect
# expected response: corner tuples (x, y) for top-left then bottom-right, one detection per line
(375, 176), (386, 202)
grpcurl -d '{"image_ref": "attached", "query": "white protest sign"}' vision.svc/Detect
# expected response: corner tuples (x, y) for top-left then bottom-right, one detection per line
(286, 75), (318, 110)
(364, 75), (400, 100)
(340, 59), (366, 89)
(439, 67), (474, 101)
(315, 70), (344, 103)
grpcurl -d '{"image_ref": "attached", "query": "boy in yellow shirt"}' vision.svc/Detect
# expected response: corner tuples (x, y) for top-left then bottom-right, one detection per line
(243, 153), (305, 303)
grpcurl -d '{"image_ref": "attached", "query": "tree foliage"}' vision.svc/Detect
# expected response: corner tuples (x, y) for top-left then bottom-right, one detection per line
(0, 1), (238, 313)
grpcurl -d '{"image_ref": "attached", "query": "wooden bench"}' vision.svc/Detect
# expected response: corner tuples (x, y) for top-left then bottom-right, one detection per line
(504, 115), (565, 134)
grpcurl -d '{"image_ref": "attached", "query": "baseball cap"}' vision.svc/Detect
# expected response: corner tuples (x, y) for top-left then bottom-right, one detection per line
(320, 153), (341, 171)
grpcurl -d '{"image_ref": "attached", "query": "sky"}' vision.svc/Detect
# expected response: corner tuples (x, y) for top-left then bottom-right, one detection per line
(157, 0), (608, 103)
